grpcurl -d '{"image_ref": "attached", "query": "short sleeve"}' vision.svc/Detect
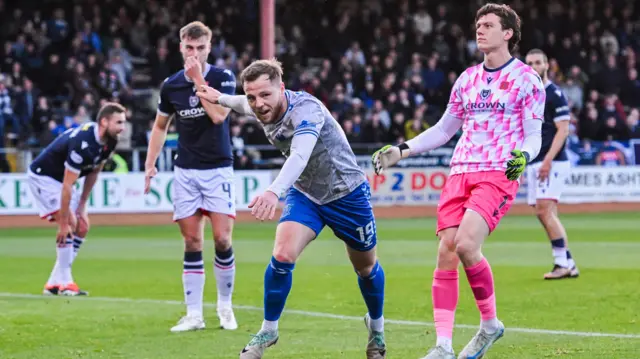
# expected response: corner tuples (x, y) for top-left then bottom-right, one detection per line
(157, 78), (174, 116)
(551, 87), (570, 122)
(291, 100), (325, 138)
(217, 69), (237, 96)
(64, 135), (93, 174)
(444, 73), (466, 119)
(522, 72), (546, 121)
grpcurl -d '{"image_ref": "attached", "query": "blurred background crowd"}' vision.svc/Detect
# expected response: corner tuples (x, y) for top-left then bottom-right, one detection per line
(1, 0), (639, 172)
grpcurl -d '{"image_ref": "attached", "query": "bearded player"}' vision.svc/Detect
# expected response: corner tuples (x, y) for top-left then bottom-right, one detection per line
(373, 4), (544, 359)
(525, 48), (579, 280)
(197, 58), (387, 359)
(29, 103), (126, 296)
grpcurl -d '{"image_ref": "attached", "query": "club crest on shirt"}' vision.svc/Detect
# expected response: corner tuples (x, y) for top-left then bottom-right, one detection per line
(480, 89), (491, 100)
(189, 95), (200, 107)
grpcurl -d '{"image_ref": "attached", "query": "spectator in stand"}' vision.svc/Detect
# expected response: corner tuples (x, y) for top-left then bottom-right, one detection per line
(0, 0), (639, 173)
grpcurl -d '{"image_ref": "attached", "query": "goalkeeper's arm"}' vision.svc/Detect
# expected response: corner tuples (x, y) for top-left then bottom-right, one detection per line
(218, 94), (254, 116)
(372, 113), (463, 174)
(404, 113), (464, 155)
(519, 118), (542, 162)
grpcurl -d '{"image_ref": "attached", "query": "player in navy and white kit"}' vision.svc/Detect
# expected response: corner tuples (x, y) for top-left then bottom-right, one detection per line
(143, 21), (238, 332)
(28, 102), (126, 296)
(197, 59), (387, 359)
(525, 49), (579, 280)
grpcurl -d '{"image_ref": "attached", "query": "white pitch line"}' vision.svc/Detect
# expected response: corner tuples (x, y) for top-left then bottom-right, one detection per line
(1, 292), (639, 339)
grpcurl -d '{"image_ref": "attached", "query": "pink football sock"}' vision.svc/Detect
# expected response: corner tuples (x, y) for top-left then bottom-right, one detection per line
(432, 269), (459, 340)
(464, 258), (496, 321)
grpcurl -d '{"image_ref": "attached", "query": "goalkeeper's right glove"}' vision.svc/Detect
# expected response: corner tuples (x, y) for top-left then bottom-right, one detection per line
(371, 143), (411, 175)
(505, 150), (530, 181)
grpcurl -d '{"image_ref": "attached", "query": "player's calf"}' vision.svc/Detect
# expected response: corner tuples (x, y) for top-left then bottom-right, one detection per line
(173, 217), (207, 332)
(239, 256), (292, 358)
(535, 200), (578, 279)
(347, 240), (386, 359)
(213, 236), (237, 330)
(430, 228), (460, 354)
(355, 259), (386, 358)
(72, 217), (89, 263)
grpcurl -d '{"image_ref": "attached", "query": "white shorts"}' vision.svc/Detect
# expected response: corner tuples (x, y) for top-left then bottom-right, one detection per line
(27, 170), (80, 221)
(526, 160), (571, 205)
(172, 166), (236, 221)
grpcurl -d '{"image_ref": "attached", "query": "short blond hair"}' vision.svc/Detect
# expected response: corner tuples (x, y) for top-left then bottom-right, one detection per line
(179, 21), (212, 41)
(240, 58), (284, 84)
(526, 48), (548, 63)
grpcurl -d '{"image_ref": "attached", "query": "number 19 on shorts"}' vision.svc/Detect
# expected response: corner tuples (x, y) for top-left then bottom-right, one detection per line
(356, 220), (376, 247)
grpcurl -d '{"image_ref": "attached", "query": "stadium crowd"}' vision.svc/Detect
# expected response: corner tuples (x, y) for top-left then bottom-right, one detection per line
(1, 0), (640, 172)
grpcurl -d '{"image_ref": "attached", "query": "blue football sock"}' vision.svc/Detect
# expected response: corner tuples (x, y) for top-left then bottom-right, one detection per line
(357, 261), (385, 321)
(264, 256), (295, 322)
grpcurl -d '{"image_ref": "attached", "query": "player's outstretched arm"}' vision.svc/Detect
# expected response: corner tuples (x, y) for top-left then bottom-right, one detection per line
(197, 85), (254, 116)
(193, 81), (232, 124)
(144, 113), (172, 193)
(372, 113), (463, 174)
(372, 73), (466, 174)
(184, 57), (232, 124)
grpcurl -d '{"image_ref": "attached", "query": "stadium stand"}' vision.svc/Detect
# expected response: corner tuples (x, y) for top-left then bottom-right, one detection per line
(1, 0), (639, 172)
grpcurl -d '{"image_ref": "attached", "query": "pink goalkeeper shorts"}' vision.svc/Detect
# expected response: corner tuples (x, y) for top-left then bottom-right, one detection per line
(436, 170), (520, 234)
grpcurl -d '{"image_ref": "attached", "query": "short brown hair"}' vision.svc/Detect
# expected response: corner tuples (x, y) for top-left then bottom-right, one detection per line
(526, 48), (548, 63)
(96, 102), (126, 124)
(179, 21), (212, 41)
(239, 58), (284, 84)
(476, 3), (521, 53)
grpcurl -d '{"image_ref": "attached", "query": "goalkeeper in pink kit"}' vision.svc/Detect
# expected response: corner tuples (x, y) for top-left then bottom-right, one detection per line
(372, 3), (544, 359)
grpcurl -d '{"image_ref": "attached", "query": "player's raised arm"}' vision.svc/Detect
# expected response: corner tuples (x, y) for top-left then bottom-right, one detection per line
(197, 85), (255, 116)
(185, 58), (233, 125)
(371, 75), (466, 174)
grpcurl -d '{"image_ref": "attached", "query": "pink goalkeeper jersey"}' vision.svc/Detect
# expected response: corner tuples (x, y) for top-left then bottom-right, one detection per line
(446, 57), (546, 175)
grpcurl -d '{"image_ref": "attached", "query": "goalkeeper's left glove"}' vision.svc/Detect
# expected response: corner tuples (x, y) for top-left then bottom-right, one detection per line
(371, 143), (411, 175)
(505, 150), (530, 181)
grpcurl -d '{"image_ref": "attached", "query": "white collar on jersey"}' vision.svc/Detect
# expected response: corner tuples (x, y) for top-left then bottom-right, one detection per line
(184, 63), (212, 82)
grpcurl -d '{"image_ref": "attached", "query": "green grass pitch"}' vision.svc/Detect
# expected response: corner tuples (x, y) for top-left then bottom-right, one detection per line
(1, 212), (639, 358)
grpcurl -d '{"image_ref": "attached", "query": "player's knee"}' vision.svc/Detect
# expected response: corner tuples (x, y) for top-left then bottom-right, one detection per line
(272, 250), (297, 264)
(213, 231), (232, 251)
(535, 202), (554, 221)
(75, 222), (89, 238)
(454, 232), (479, 259)
(183, 235), (203, 251)
(352, 253), (377, 277)
(437, 244), (459, 268)
(438, 233), (457, 253)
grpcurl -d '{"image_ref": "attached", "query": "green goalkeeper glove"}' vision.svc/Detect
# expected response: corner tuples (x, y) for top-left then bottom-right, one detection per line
(371, 143), (411, 175)
(505, 150), (530, 181)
